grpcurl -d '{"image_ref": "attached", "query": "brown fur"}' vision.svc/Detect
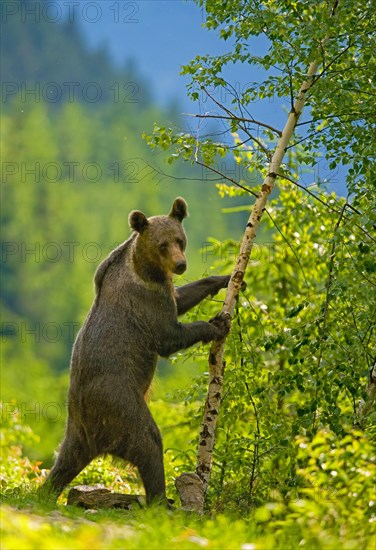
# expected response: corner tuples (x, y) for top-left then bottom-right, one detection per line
(40, 198), (230, 505)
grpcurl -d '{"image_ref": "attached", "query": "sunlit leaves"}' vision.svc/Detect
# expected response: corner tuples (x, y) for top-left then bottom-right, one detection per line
(175, 179), (375, 513)
(144, 124), (229, 166)
(182, 0), (376, 199)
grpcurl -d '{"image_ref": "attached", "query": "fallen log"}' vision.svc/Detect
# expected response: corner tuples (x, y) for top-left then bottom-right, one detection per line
(67, 485), (144, 510)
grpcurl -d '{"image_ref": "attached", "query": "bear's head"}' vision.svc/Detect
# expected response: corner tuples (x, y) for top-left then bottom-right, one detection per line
(129, 198), (188, 283)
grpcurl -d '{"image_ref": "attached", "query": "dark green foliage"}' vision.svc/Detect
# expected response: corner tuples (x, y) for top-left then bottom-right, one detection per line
(0, 0), (151, 107)
(175, 183), (375, 510)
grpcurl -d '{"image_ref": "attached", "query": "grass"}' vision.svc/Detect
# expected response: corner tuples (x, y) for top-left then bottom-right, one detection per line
(1, 498), (260, 550)
(2, 491), (375, 550)
(1, 404), (375, 549)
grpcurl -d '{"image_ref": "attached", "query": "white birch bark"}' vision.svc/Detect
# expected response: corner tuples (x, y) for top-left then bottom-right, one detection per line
(175, 59), (322, 510)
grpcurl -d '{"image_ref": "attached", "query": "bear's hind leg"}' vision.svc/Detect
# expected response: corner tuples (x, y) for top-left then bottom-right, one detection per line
(39, 427), (93, 501)
(116, 406), (166, 505)
(135, 427), (166, 506)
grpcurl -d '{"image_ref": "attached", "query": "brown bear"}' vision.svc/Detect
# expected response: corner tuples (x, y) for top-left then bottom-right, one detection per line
(40, 197), (230, 505)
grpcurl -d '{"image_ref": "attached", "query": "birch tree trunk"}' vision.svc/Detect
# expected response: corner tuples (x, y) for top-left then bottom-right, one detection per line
(175, 58), (323, 511)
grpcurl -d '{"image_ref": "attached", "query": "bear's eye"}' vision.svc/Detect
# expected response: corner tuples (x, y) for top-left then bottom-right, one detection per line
(177, 238), (184, 250)
(159, 242), (168, 253)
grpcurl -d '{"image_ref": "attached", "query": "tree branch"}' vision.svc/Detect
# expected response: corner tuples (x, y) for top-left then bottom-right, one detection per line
(200, 88), (272, 157)
(183, 113), (282, 136)
(313, 203), (347, 427)
(195, 160), (258, 198)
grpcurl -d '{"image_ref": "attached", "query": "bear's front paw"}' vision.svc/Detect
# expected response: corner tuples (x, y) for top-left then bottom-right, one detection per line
(209, 311), (231, 341)
(220, 275), (246, 292)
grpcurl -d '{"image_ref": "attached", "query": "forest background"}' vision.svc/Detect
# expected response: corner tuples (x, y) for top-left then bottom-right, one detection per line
(2, 0), (245, 455)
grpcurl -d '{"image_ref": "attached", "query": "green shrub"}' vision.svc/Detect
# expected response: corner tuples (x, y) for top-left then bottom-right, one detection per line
(0, 402), (43, 495)
(254, 428), (376, 548)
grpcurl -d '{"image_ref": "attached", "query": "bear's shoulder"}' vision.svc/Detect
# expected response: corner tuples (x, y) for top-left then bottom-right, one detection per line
(94, 236), (134, 296)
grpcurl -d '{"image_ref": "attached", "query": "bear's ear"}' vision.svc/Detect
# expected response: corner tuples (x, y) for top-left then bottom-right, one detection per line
(169, 197), (188, 222)
(129, 210), (149, 233)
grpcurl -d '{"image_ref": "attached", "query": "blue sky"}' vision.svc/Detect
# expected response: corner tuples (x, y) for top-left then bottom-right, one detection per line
(69, 1), (284, 123)
(76, 0), (232, 108)
(57, 0), (345, 194)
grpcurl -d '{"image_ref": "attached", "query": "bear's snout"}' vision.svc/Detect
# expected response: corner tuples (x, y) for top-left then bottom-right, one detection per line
(174, 260), (187, 275)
